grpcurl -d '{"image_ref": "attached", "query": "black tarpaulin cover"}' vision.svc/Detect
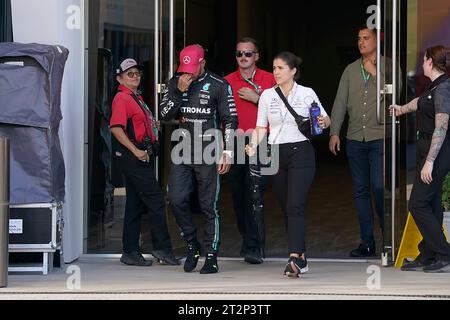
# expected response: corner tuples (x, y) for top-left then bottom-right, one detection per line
(0, 42), (68, 204)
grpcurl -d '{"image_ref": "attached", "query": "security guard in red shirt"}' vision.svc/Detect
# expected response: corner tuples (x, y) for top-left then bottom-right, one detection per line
(110, 58), (178, 267)
(225, 38), (276, 264)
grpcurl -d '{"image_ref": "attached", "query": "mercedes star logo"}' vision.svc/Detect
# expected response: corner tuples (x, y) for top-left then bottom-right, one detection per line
(183, 56), (191, 64)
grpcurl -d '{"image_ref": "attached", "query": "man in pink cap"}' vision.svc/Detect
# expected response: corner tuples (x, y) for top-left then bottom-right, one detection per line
(177, 44), (205, 74)
(160, 44), (238, 274)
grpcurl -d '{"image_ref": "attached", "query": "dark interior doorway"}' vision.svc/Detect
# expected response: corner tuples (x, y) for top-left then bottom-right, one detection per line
(85, 0), (385, 258)
(181, 0), (383, 258)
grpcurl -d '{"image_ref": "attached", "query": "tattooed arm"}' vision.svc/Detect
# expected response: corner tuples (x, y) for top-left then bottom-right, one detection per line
(402, 98), (419, 114)
(426, 113), (449, 163)
(390, 98), (419, 117)
(421, 113), (449, 184)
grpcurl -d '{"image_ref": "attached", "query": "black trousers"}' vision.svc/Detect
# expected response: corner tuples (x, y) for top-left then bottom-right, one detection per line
(228, 161), (268, 250)
(272, 141), (315, 255)
(409, 137), (450, 262)
(117, 149), (172, 253)
(168, 164), (221, 254)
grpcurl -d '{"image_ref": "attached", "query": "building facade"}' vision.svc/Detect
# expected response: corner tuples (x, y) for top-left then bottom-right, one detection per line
(6, 0), (450, 263)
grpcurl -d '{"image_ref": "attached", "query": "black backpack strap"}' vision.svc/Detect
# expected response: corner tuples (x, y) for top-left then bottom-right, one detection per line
(275, 86), (314, 140)
(275, 86), (299, 119)
(274, 87), (309, 124)
(130, 92), (153, 118)
(129, 92), (155, 141)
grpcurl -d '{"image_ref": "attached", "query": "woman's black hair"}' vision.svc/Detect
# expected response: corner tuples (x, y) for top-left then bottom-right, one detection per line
(425, 45), (450, 73)
(274, 51), (303, 80)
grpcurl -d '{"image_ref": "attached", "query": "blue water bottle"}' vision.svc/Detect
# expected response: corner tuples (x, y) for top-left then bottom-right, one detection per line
(309, 101), (322, 136)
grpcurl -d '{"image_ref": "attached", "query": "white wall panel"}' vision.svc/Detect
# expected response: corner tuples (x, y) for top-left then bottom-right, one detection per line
(11, 0), (84, 263)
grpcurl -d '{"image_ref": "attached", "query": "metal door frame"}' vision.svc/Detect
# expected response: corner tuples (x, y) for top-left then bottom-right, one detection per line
(377, 0), (402, 266)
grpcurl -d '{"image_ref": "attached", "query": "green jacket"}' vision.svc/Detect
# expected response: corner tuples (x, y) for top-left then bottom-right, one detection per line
(330, 56), (401, 142)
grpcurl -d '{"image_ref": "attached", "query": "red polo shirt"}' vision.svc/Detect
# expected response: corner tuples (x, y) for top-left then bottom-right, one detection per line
(110, 85), (155, 144)
(225, 68), (276, 132)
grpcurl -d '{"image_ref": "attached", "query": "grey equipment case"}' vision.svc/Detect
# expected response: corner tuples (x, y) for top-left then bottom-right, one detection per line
(0, 42), (68, 204)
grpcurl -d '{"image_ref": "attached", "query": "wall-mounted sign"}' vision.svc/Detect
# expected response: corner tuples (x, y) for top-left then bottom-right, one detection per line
(9, 219), (23, 234)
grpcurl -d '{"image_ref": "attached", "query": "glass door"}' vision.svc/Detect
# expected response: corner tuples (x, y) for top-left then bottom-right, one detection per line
(380, 0), (450, 265)
(404, 0), (450, 263)
(155, 0), (186, 187)
(85, 0), (185, 254)
(155, 0), (187, 257)
(85, 0), (157, 254)
(379, 0), (406, 265)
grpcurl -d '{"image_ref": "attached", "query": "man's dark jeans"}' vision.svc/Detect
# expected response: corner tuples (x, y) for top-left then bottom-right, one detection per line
(346, 139), (384, 244)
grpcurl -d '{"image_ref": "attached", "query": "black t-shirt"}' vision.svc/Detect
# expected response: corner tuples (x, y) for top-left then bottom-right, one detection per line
(417, 74), (450, 135)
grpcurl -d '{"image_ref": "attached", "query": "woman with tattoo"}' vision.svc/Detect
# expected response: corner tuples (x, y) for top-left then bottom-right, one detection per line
(391, 45), (450, 273)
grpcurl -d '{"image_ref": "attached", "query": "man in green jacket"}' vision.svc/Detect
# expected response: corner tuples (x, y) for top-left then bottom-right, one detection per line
(329, 26), (386, 257)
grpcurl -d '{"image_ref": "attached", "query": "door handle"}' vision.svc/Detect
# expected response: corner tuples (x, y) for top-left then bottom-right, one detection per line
(157, 83), (166, 94)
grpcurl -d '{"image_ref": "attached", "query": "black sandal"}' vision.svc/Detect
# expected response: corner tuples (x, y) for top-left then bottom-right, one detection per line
(284, 256), (300, 278)
(284, 256), (308, 278)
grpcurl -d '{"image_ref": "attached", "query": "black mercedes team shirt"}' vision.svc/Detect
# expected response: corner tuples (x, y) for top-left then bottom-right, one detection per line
(160, 71), (238, 164)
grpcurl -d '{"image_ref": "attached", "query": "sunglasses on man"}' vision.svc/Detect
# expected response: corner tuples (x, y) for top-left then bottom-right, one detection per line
(235, 50), (257, 58)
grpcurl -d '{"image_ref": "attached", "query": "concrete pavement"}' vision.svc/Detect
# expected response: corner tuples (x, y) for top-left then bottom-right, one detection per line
(1, 256), (450, 300)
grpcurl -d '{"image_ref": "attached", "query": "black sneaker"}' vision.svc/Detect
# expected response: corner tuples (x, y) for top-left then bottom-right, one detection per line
(184, 241), (201, 272)
(284, 256), (308, 278)
(423, 259), (450, 273)
(401, 258), (435, 271)
(152, 250), (181, 266)
(350, 242), (376, 257)
(200, 253), (219, 274)
(244, 247), (263, 264)
(120, 251), (153, 266)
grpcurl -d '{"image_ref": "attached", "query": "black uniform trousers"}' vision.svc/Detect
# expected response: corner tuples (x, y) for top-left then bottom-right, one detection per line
(271, 141), (316, 254)
(168, 163), (221, 254)
(117, 149), (172, 253)
(409, 137), (450, 262)
(228, 163), (268, 251)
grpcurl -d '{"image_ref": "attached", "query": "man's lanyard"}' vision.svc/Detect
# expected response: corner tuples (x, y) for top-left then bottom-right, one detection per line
(242, 69), (261, 95)
(360, 63), (371, 85)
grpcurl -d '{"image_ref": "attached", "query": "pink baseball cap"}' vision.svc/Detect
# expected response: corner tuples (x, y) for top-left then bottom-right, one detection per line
(116, 58), (143, 75)
(177, 44), (205, 74)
